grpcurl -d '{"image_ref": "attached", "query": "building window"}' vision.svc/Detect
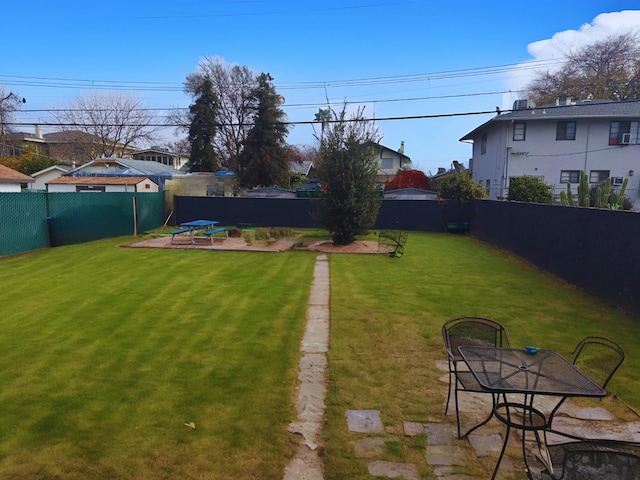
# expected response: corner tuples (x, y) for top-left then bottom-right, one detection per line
(560, 170), (580, 183)
(589, 170), (609, 184)
(481, 133), (487, 154)
(381, 158), (394, 169)
(609, 121), (640, 145)
(556, 121), (576, 140)
(485, 179), (490, 191)
(513, 122), (526, 141)
(609, 121), (628, 145)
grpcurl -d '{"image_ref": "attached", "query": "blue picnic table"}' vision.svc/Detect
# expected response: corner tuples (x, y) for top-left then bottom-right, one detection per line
(171, 220), (220, 244)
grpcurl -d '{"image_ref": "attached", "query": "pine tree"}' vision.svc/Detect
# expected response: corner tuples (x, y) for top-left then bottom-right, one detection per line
(237, 73), (289, 189)
(188, 78), (219, 172)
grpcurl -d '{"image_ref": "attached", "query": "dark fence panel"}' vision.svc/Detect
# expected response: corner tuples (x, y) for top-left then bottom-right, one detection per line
(174, 196), (470, 231)
(470, 200), (640, 315)
(174, 196), (324, 228)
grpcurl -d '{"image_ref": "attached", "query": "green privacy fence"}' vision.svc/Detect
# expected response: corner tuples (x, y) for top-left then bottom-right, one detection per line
(0, 191), (165, 256)
(0, 192), (50, 256)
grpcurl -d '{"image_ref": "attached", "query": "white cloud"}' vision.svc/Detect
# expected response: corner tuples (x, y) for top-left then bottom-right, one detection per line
(504, 10), (640, 108)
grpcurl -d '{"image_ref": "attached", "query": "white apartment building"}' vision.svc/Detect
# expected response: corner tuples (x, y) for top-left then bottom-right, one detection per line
(461, 99), (640, 208)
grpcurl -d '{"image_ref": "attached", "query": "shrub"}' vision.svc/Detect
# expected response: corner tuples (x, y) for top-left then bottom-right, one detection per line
(254, 228), (270, 241)
(385, 169), (432, 191)
(438, 173), (488, 203)
(507, 176), (553, 204)
(227, 228), (242, 238)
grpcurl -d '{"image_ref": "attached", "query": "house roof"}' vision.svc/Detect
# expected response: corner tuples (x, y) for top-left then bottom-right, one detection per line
(31, 165), (72, 177)
(133, 147), (184, 156)
(43, 130), (102, 143)
(47, 176), (154, 185)
(67, 158), (181, 176)
(6, 131), (46, 143)
(371, 142), (412, 162)
(290, 160), (314, 175)
(460, 99), (640, 141)
(0, 164), (35, 183)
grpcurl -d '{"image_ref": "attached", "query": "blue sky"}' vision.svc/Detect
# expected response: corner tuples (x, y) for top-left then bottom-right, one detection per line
(3, 1), (639, 174)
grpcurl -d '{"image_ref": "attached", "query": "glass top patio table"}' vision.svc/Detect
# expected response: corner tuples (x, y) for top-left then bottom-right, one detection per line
(457, 346), (606, 398)
(458, 346), (607, 480)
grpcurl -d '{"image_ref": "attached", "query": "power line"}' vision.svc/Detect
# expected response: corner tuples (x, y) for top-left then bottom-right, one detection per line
(15, 89), (523, 115)
(5, 107), (499, 129)
(0, 58), (562, 94)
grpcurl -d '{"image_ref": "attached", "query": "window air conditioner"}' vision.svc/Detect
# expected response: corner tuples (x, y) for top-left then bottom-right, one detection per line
(612, 177), (624, 186)
(621, 132), (631, 144)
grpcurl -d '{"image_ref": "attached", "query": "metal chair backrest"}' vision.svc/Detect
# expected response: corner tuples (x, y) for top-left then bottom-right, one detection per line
(547, 439), (640, 479)
(442, 316), (511, 362)
(572, 336), (625, 390)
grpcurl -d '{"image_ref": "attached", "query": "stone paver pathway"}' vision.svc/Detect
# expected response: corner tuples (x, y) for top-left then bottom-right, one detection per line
(283, 254), (330, 480)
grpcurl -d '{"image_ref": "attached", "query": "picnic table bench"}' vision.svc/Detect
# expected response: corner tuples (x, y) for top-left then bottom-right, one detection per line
(171, 227), (192, 243)
(203, 227), (228, 244)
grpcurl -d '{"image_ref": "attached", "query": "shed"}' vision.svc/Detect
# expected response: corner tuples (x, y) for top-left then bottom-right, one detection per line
(246, 186), (296, 198)
(46, 176), (159, 193)
(383, 188), (438, 200)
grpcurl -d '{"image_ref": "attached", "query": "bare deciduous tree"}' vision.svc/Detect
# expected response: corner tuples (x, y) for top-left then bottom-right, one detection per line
(0, 87), (22, 131)
(527, 33), (640, 104)
(57, 92), (159, 160)
(178, 56), (257, 173)
(0, 86), (24, 155)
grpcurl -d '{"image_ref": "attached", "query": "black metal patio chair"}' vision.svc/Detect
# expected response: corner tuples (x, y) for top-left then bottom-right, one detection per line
(571, 336), (625, 390)
(442, 316), (511, 438)
(540, 439), (640, 479)
(546, 336), (625, 442)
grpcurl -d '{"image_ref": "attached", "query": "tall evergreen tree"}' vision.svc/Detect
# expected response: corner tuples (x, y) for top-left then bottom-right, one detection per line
(314, 106), (381, 245)
(188, 78), (219, 172)
(237, 73), (289, 188)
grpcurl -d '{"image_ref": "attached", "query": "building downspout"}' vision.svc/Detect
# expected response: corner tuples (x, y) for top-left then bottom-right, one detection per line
(584, 121), (591, 173)
(503, 123), (511, 200)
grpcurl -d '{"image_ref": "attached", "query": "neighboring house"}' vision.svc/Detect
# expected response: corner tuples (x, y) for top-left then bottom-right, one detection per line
(290, 159), (314, 177)
(132, 146), (189, 171)
(2, 127), (138, 165)
(1, 128), (48, 157)
(0, 164), (34, 192)
(42, 130), (117, 164)
(66, 158), (181, 191)
(461, 99), (640, 207)
(373, 141), (412, 183)
(29, 165), (72, 191)
(429, 161), (468, 191)
(46, 176), (158, 193)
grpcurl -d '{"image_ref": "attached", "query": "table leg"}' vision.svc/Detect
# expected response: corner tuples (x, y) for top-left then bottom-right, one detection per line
(493, 397), (551, 480)
(491, 395), (511, 480)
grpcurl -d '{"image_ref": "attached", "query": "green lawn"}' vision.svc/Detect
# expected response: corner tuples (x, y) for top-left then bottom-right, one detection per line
(1, 232), (638, 479)
(324, 232), (640, 479)
(0, 238), (317, 479)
